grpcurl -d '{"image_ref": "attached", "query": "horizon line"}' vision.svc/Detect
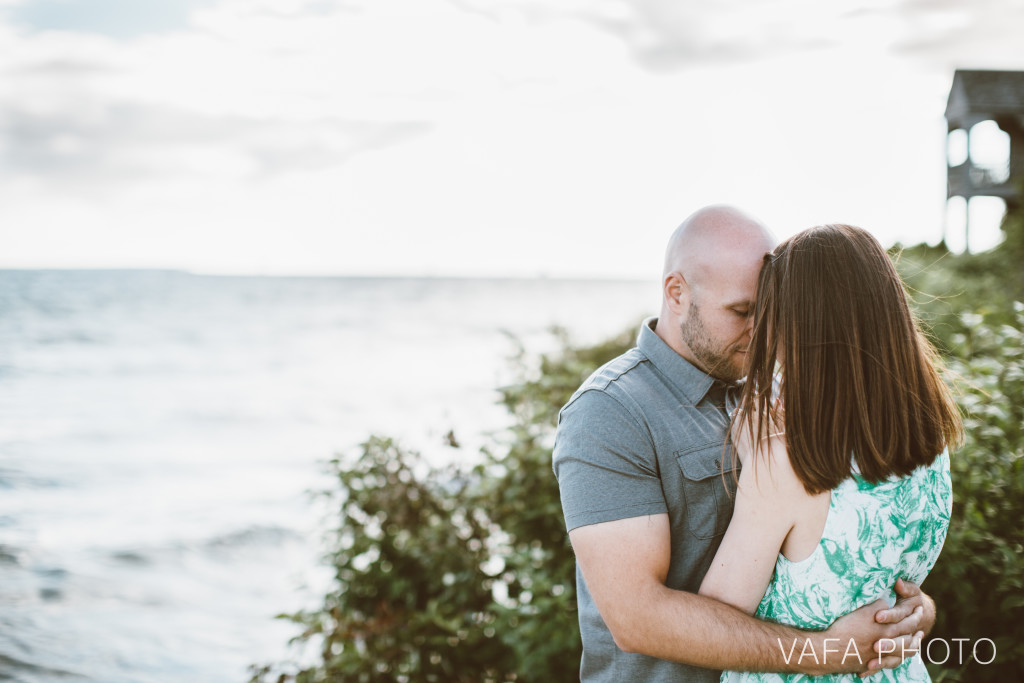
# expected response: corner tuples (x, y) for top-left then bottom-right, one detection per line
(0, 266), (660, 283)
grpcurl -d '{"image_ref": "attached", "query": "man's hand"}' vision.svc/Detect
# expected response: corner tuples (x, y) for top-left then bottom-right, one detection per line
(818, 598), (903, 676)
(861, 579), (934, 677)
(873, 579), (935, 631)
(818, 579), (933, 678)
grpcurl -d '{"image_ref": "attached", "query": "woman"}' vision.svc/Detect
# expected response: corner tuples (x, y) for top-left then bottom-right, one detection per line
(698, 224), (962, 682)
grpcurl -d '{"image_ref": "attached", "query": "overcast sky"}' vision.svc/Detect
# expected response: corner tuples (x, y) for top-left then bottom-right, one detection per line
(1, 0), (1022, 277)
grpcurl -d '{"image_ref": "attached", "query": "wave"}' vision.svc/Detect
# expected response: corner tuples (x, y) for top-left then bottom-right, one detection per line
(202, 524), (304, 550)
(0, 653), (88, 680)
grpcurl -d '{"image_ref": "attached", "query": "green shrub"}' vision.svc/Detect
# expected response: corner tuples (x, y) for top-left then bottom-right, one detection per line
(925, 304), (1024, 681)
(248, 436), (516, 683)
(893, 202), (1024, 353)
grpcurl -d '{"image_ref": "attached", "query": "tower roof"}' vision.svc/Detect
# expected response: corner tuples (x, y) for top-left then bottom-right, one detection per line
(946, 69), (1024, 127)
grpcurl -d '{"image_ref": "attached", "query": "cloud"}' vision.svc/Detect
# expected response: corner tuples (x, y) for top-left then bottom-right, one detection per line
(5, 0), (215, 39)
(445, 0), (852, 70)
(446, 0), (1023, 73)
(0, 98), (430, 191)
(10, 58), (116, 77)
(0, 0), (439, 195)
(889, 0), (1024, 70)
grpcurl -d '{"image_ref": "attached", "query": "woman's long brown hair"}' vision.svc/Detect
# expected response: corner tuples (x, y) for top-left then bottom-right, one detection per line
(734, 224), (963, 494)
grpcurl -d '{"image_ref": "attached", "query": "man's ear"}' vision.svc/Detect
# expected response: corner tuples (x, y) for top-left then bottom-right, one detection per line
(663, 271), (690, 316)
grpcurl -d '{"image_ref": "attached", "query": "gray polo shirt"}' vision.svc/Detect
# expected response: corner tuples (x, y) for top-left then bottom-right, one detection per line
(552, 317), (739, 682)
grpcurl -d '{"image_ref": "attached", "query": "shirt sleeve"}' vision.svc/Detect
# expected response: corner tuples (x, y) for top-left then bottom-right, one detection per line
(552, 388), (667, 532)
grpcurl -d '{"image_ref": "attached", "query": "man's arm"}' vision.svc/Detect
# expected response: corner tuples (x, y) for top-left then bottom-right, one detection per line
(570, 514), (907, 675)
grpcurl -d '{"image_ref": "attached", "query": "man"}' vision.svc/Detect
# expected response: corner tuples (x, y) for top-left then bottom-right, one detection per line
(552, 205), (934, 681)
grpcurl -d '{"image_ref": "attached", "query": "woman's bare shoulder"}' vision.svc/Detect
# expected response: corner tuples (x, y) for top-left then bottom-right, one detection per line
(739, 432), (811, 503)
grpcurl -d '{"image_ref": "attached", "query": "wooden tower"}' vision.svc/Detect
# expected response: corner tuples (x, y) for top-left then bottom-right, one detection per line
(944, 69), (1024, 247)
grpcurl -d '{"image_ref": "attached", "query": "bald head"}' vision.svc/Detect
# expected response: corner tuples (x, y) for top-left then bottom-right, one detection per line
(656, 205), (776, 380)
(663, 205), (775, 285)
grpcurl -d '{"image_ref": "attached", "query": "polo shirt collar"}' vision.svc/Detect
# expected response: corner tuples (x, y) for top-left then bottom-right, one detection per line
(638, 317), (733, 407)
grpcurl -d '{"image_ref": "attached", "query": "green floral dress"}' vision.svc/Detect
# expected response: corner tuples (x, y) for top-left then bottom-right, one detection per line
(722, 451), (952, 683)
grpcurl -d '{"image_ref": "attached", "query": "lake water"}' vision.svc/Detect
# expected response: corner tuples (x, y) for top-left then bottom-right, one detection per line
(0, 270), (657, 682)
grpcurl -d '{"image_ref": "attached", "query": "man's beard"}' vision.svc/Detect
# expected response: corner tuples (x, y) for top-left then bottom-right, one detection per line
(680, 301), (744, 381)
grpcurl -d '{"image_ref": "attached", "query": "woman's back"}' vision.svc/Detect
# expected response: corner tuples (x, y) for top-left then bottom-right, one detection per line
(723, 451), (952, 683)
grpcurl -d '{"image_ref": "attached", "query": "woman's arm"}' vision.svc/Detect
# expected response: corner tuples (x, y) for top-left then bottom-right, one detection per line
(698, 434), (805, 614)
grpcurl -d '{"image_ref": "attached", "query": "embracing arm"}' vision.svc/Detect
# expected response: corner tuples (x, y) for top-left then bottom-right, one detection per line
(559, 391), (804, 670)
(571, 513), (803, 671)
(570, 513), (904, 675)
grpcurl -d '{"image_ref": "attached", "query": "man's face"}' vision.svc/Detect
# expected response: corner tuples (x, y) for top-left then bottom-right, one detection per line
(679, 289), (754, 382)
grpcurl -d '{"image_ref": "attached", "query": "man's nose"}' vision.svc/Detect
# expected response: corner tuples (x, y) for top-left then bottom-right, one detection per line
(743, 313), (755, 337)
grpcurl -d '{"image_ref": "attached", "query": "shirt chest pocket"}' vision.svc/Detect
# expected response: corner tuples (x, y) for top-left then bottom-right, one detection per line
(675, 444), (740, 540)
